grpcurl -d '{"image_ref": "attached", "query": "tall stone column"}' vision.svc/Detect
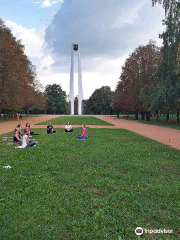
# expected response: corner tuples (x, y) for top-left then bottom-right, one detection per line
(69, 44), (74, 115)
(78, 48), (83, 115)
(69, 43), (83, 115)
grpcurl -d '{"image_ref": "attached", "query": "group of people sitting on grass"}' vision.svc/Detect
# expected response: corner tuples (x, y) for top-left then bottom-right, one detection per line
(46, 121), (73, 133)
(8, 121), (88, 149)
(46, 121), (87, 139)
(13, 123), (38, 148)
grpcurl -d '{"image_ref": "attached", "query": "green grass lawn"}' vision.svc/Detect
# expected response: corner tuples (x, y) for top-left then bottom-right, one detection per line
(36, 116), (114, 126)
(122, 115), (180, 130)
(0, 128), (179, 240)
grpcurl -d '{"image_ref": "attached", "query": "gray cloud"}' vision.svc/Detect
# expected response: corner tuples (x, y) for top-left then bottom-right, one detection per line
(44, 0), (165, 72)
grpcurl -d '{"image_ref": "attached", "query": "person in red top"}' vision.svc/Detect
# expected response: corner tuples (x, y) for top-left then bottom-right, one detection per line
(78, 124), (87, 140)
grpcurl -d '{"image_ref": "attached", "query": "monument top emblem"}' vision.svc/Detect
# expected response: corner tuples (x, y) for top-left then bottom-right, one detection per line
(73, 44), (78, 51)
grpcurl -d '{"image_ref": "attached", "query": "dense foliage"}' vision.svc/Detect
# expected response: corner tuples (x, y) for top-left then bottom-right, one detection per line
(0, 19), (45, 118)
(113, 1), (180, 122)
(84, 86), (114, 115)
(151, 0), (180, 122)
(45, 84), (68, 114)
(113, 42), (161, 120)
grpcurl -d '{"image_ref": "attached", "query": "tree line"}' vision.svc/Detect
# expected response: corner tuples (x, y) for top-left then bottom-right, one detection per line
(0, 19), (45, 119)
(113, 0), (180, 122)
(83, 1), (180, 120)
(113, 41), (162, 120)
(0, 19), (68, 118)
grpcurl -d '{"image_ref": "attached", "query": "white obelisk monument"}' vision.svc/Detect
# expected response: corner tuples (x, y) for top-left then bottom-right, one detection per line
(69, 44), (83, 115)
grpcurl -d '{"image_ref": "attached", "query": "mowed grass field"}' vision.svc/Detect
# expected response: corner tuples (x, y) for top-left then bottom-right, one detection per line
(123, 115), (180, 130)
(0, 128), (179, 240)
(36, 116), (114, 126)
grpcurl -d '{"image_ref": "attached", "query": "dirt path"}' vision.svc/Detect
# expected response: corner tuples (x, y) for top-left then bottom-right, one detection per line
(1, 115), (180, 150)
(96, 116), (180, 150)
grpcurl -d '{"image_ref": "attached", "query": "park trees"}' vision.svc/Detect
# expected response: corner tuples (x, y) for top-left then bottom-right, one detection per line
(84, 86), (113, 115)
(151, 0), (180, 122)
(24, 87), (46, 115)
(113, 1), (180, 123)
(113, 42), (161, 120)
(0, 18), (45, 118)
(45, 84), (68, 114)
(113, 81), (130, 117)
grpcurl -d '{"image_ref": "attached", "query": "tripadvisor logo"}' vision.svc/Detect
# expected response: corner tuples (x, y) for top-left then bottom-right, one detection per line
(135, 227), (143, 235)
(135, 227), (173, 235)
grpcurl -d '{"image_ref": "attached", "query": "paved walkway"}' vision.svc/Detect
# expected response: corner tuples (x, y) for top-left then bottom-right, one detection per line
(1, 115), (180, 150)
(96, 116), (180, 150)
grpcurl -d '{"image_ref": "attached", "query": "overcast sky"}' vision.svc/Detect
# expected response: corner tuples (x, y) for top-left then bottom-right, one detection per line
(0, 0), (165, 99)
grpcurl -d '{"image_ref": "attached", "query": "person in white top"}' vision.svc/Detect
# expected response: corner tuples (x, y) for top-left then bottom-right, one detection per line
(65, 122), (73, 132)
(22, 129), (36, 148)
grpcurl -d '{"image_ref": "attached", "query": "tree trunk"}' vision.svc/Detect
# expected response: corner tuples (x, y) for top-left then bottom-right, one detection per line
(177, 108), (180, 123)
(166, 111), (169, 122)
(140, 110), (145, 121)
(156, 110), (159, 122)
(3, 109), (6, 120)
(146, 111), (151, 121)
(116, 110), (119, 118)
(135, 109), (138, 120)
(26, 109), (29, 116)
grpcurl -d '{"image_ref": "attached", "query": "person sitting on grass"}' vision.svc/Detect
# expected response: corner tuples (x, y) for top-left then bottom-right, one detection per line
(47, 122), (56, 134)
(17, 124), (23, 137)
(24, 123), (39, 136)
(78, 124), (87, 140)
(13, 127), (22, 144)
(65, 122), (73, 132)
(24, 123), (31, 133)
(21, 129), (36, 148)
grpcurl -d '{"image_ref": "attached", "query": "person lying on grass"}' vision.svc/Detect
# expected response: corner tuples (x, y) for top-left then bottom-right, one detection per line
(78, 124), (87, 140)
(47, 122), (56, 134)
(13, 127), (22, 144)
(21, 129), (36, 148)
(65, 122), (73, 132)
